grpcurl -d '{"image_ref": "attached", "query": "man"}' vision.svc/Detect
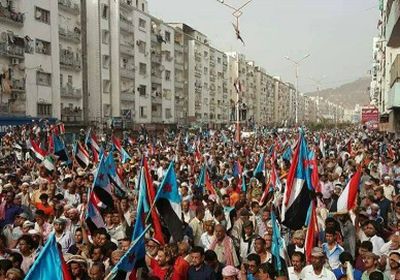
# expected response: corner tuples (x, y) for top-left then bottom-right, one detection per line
(387, 252), (400, 280)
(354, 241), (373, 272)
(322, 227), (344, 269)
(35, 193), (54, 217)
(257, 208), (270, 237)
(145, 238), (161, 268)
(67, 255), (90, 280)
(360, 252), (386, 280)
(380, 175), (396, 201)
(182, 200), (194, 224)
(375, 187), (391, 225)
(245, 253), (261, 279)
(300, 247), (336, 280)
(54, 218), (74, 253)
(360, 221), (385, 256)
(209, 224), (239, 267)
(0, 191), (23, 228)
(231, 208), (251, 247)
(288, 252), (305, 280)
(89, 262), (105, 280)
(205, 250), (223, 280)
(189, 207), (205, 247)
(287, 230), (305, 259)
(254, 237), (271, 264)
(187, 246), (216, 279)
(332, 252), (362, 280)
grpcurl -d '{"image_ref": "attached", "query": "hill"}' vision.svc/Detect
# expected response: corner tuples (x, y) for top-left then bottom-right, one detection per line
(304, 77), (370, 110)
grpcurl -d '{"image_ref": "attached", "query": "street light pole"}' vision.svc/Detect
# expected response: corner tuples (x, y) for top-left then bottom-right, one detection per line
(284, 54), (310, 125)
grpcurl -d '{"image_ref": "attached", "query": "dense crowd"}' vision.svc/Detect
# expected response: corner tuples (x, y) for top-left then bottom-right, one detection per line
(0, 123), (400, 280)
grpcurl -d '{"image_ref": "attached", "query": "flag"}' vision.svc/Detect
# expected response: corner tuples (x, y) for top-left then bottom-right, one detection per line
(271, 211), (283, 272)
(282, 146), (292, 162)
(74, 142), (90, 169)
(319, 136), (326, 158)
(233, 161), (243, 189)
(154, 161), (183, 241)
(281, 132), (312, 230)
(25, 233), (72, 280)
(205, 168), (217, 196)
(143, 157), (165, 245)
(53, 135), (70, 163)
(309, 150), (320, 193)
(235, 122), (241, 143)
(86, 189), (106, 231)
(233, 78), (242, 94)
(253, 153), (265, 185)
(108, 225), (151, 279)
(260, 158), (282, 205)
(47, 133), (54, 154)
(92, 155), (114, 209)
(105, 152), (129, 196)
(42, 155), (55, 172)
(304, 201), (319, 263)
(112, 135), (131, 164)
(26, 138), (46, 163)
(86, 129), (101, 164)
(336, 166), (362, 213)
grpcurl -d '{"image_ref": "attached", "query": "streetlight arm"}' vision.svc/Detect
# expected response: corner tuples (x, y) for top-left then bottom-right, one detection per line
(298, 54), (310, 63)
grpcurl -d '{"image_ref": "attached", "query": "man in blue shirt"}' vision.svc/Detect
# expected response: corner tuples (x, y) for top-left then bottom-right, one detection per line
(0, 191), (23, 229)
(322, 227), (344, 269)
(332, 252), (362, 280)
(187, 246), (216, 280)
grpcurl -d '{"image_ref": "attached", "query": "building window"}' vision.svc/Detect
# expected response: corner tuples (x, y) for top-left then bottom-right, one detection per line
(138, 85), (146, 96)
(102, 55), (110, 69)
(142, 3), (145, 11)
(67, 75), (72, 85)
(165, 108), (172, 119)
(103, 79), (110, 93)
(35, 7), (50, 24)
(36, 72), (51, 86)
(165, 31), (171, 43)
(60, 74), (63, 87)
(165, 70), (171, 81)
(137, 40), (146, 53)
(218, 57), (221, 63)
(204, 67), (208, 74)
(102, 30), (110, 44)
(140, 106), (146, 118)
(139, 63), (146, 75)
(37, 104), (52, 116)
(102, 4), (109, 19)
(139, 18), (146, 29)
(35, 39), (51, 55)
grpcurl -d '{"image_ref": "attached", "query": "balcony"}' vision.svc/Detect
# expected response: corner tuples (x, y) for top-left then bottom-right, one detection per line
(386, 0), (400, 47)
(120, 17), (134, 33)
(61, 85), (82, 99)
(121, 93), (135, 102)
(175, 44), (184, 53)
(61, 107), (83, 123)
(175, 81), (184, 88)
(120, 44), (134, 56)
(175, 63), (184, 71)
(60, 50), (81, 71)
(0, 42), (24, 59)
(151, 75), (162, 85)
(11, 78), (25, 92)
(58, 0), (80, 15)
(120, 67), (134, 80)
(59, 27), (81, 43)
(0, 6), (24, 27)
(151, 54), (161, 64)
(120, 0), (134, 10)
(151, 93), (162, 104)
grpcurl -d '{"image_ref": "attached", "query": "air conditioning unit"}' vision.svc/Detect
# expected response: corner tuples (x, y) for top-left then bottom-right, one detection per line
(35, 10), (42, 19)
(11, 58), (20, 65)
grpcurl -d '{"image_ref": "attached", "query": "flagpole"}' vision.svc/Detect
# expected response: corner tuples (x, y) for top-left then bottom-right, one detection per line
(236, 54), (241, 143)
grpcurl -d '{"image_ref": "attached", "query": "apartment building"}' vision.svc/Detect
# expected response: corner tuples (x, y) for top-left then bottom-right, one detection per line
(172, 27), (187, 125)
(0, 0), (61, 118)
(254, 66), (275, 124)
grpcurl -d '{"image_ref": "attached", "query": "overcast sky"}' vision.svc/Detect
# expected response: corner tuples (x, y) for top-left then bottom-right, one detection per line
(150, 0), (379, 92)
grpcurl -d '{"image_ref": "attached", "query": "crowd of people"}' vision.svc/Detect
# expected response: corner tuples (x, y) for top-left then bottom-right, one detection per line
(0, 123), (399, 280)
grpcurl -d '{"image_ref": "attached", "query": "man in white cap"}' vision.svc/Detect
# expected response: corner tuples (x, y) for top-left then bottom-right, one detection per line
(300, 247), (336, 280)
(380, 175), (395, 201)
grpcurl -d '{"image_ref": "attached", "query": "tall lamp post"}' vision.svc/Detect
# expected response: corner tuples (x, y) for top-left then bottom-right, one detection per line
(284, 54), (310, 125)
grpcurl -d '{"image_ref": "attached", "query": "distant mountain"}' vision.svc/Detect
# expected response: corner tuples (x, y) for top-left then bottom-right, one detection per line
(304, 77), (370, 110)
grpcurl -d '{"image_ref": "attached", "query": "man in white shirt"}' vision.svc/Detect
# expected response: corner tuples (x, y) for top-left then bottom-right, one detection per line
(288, 251), (305, 280)
(380, 175), (396, 201)
(300, 247), (336, 280)
(360, 221), (385, 256)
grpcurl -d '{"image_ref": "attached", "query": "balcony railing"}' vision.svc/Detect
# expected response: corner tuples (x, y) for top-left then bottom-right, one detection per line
(120, 67), (134, 79)
(120, 18), (134, 33)
(0, 6), (24, 27)
(61, 108), (83, 122)
(120, 44), (134, 56)
(61, 85), (82, 99)
(175, 81), (184, 88)
(58, 0), (80, 15)
(60, 50), (81, 70)
(121, 93), (135, 102)
(59, 27), (81, 43)
(0, 42), (24, 58)
(120, 0), (134, 10)
(175, 44), (184, 53)
(151, 93), (162, 104)
(151, 75), (162, 84)
(11, 78), (25, 92)
(151, 55), (161, 64)
(175, 63), (184, 71)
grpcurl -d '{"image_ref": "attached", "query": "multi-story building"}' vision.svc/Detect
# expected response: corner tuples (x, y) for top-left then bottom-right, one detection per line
(255, 66), (275, 124)
(0, 0), (61, 119)
(172, 27), (187, 125)
(371, 0), (400, 133)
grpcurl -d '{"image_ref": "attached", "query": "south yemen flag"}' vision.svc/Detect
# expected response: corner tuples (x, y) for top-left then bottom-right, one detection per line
(154, 161), (183, 242)
(26, 138), (46, 163)
(336, 166), (362, 213)
(281, 131), (312, 230)
(74, 142), (90, 169)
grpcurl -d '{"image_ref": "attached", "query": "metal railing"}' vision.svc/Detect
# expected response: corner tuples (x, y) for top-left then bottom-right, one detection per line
(0, 6), (24, 26)
(61, 86), (82, 99)
(58, 0), (80, 14)
(0, 42), (24, 58)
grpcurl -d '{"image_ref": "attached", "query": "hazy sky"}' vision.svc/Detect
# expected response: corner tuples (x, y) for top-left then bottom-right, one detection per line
(150, 0), (379, 92)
